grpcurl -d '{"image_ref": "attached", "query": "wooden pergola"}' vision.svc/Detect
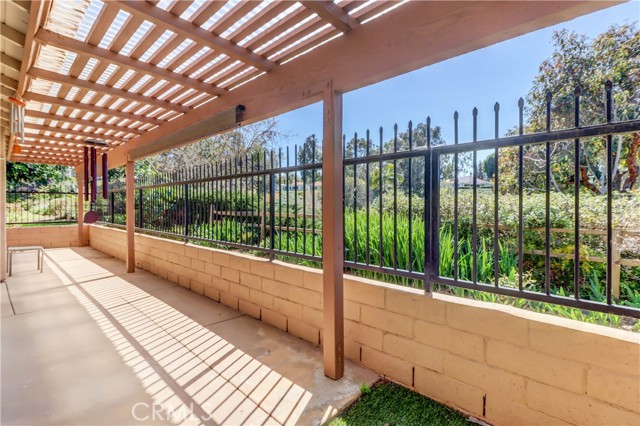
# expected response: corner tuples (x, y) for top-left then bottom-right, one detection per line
(0, 0), (618, 379)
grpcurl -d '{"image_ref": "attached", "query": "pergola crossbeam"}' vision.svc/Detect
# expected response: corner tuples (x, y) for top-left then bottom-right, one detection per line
(115, 0), (276, 71)
(301, 1), (360, 33)
(27, 67), (191, 114)
(23, 133), (104, 146)
(1, 53), (21, 72)
(1, 23), (26, 46)
(1, 75), (18, 91)
(26, 110), (144, 135)
(25, 123), (125, 141)
(35, 29), (226, 97)
(11, 0), (31, 12)
(23, 92), (165, 126)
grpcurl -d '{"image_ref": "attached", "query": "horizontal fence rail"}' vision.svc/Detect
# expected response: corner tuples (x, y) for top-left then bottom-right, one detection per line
(100, 82), (640, 319)
(6, 191), (78, 225)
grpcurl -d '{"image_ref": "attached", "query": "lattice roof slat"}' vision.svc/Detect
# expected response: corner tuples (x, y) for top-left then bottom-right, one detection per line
(227, 2), (290, 44)
(87, 4), (121, 46)
(190, 1), (227, 27)
(211, 1), (258, 36)
(110, 15), (145, 53)
(168, 0), (195, 17)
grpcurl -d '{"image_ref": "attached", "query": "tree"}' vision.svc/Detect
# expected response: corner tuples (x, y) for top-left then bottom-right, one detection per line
(6, 162), (74, 190)
(298, 134), (322, 182)
(144, 118), (284, 176)
(297, 134), (322, 165)
(501, 24), (639, 194)
(481, 154), (495, 179)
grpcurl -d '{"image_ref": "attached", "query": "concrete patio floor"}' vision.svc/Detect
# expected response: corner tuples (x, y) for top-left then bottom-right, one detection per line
(1, 247), (377, 426)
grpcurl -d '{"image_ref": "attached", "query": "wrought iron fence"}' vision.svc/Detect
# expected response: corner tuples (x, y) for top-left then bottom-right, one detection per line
(6, 190), (78, 224)
(99, 82), (640, 318)
(101, 145), (324, 263)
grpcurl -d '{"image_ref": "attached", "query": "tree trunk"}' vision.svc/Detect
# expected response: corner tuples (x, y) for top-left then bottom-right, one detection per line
(623, 133), (639, 191)
(580, 166), (600, 194)
(612, 134), (623, 191)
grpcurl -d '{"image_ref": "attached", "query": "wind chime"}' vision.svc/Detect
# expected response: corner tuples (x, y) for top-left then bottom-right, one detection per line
(83, 140), (109, 223)
(8, 96), (25, 155)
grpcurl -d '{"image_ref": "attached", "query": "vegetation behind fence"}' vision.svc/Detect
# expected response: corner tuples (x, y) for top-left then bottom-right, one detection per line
(6, 190), (78, 225)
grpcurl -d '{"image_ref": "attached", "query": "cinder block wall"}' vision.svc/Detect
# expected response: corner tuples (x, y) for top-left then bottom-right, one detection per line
(89, 225), (640, 426)
(7, 224), (86, 248)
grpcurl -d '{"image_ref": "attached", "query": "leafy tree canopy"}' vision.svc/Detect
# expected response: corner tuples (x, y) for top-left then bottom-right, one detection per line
(502, 23), (639, 193)
(6, 162), (75, 191)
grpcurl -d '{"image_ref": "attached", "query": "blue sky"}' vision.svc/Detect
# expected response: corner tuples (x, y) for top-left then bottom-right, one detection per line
(275, 1), (639, 149)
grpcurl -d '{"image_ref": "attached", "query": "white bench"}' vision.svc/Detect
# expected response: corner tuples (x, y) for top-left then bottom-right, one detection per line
(7, 246), (44, 276)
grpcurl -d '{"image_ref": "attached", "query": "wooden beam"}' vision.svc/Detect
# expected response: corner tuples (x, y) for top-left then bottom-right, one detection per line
(17, 0), (44, 96)
(24, 133), (93, 145)
(1, 53), (21, 71)
(76, 165), (86, 245)
(23, 92), (165, 126)
(11, 0), (31, 12)
(125, 159), (135, 272)
(16, 149), (82, 159)
(0, 125), (6, 281)
(115, 0), (276, 71)
(1, 23), (26, 46)
(128, 105), (243, 160)
(107, 1), (616, 167)
(322, 80), (344, 380)
(301, 1), (360, 33)
(17, 139), (85, 150)
(13, 156), (78, 166)
(1, 86), (14, 97)
(35, 28), (226, 97)
(27, 67), (192, 114)
(1, 75), (18, 90)
(25, 123), (127, 141)
(26, 109), (144, 134)
(16, 148), (80, 161)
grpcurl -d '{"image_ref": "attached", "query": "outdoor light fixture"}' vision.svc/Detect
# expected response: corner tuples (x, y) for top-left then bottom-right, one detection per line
(129, 105), (245, 161)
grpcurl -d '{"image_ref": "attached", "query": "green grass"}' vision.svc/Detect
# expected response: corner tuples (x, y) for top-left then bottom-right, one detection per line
(328, 382), (473, 426)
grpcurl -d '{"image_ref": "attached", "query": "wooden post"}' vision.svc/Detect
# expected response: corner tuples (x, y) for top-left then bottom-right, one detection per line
(126, 159), (135, 273)
(1, 130), (7, 281)
(612, 229), (621, 299)
(76, 166), (85, 245)
(322, 81), (344, 380)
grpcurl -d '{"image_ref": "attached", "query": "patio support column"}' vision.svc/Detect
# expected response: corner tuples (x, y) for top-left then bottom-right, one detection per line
(76, 165), (85, 245)
(1, 131), (7, 281)
(125, 159), (135, 273)
(321, 80), (344, 380)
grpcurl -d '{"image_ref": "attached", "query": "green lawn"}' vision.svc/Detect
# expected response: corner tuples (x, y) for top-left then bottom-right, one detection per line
(328, 382), (474, 426)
